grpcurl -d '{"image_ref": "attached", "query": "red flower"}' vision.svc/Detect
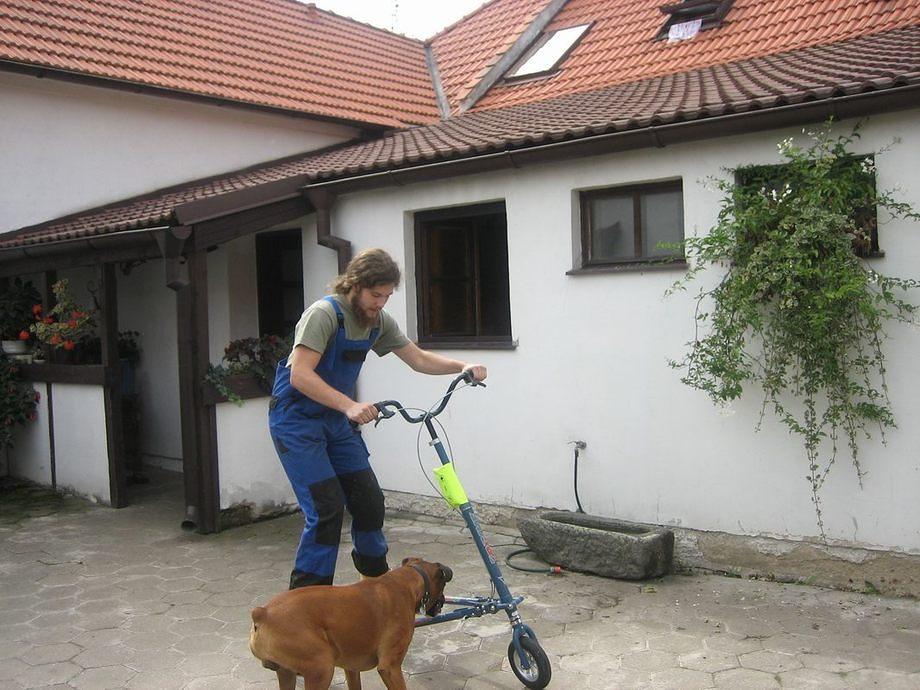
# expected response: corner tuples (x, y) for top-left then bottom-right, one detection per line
(27, 412), (37, 422)
(50, 334), (62, 345)
(67, 320), (78, 329)
(18, 330), (29, 341)
(32, 304), (43, 315)
(43, 317), (54, 325)
(72, 310), (83, 319)
(63, 340), (75, 351)
(34, 391), (41, 403)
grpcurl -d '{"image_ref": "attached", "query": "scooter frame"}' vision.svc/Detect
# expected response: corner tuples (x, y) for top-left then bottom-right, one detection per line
(373, 372), (552, 689)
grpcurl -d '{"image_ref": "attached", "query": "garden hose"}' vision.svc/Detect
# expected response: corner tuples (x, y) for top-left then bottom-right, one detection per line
(505, 548), (563, 575)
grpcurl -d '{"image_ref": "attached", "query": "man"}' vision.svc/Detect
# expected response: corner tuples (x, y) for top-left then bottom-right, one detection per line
(269, 248), (487, 589)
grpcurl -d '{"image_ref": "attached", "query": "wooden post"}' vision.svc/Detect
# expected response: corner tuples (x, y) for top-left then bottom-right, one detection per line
(176, 248), (220, 533)
(99, 263), (127, 507)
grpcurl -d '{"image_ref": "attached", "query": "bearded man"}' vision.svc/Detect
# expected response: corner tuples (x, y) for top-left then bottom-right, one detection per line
(269, 248), (487, 589)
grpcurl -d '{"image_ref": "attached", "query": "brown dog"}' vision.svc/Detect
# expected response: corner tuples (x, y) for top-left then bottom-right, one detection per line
(250, 557), (452, 690)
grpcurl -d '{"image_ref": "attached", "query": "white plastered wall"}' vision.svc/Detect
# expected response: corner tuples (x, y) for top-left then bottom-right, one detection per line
(0, 71), (358, 233)
(46, 384), (109, 504)
(309, 110), (920, 553)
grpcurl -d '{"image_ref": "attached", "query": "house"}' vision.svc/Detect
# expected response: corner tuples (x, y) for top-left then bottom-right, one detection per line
(2, 0), (919, 594)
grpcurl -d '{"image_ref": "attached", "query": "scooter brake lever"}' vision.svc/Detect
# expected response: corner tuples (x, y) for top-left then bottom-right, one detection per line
(373, 405), (396, 427)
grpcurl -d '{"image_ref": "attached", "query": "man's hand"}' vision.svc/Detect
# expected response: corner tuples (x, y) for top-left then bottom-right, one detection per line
(462, 363), (488, 383)
(346, 402), (379, 426)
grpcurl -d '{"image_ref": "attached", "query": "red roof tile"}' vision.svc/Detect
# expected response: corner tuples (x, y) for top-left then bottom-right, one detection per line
(0, 0), (439, 127)
(4, 24), (917, 251)
(429, 0), (550, 111)
(469, 0), (920, 111)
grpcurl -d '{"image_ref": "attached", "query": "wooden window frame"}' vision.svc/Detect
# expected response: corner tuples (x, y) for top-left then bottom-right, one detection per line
(579, 180), (685, 268)
(414, 202), (514, 349)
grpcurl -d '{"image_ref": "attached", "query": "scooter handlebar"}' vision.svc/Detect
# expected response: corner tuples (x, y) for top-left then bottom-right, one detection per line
(373, 372), (483, 425)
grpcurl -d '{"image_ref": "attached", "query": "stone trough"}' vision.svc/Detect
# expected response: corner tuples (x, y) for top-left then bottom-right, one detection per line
(518, 511), (674, 580)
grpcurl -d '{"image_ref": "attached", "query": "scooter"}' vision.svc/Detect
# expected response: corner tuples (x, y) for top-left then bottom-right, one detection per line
(372, 372), (552, 689)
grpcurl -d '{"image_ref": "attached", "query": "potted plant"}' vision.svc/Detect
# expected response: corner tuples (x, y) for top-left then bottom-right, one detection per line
(0, 354), (40, 449)
(206, 334), (291, 405)
(0, 278), (41, 356)
(29, 279), (97, 361)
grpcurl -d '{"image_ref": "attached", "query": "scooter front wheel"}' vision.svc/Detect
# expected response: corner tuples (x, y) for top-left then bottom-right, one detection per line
(508, 636), (552, 689)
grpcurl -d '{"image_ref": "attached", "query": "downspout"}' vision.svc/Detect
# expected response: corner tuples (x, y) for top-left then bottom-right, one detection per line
(305, 187), (351, 273)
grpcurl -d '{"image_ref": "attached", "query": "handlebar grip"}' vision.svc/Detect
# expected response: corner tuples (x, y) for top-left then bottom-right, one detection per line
(462, 370), (486, 387)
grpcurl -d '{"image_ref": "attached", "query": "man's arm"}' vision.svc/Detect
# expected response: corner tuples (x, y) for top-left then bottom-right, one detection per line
(289, 345), (378, 424)
(393, 342), (487, 382)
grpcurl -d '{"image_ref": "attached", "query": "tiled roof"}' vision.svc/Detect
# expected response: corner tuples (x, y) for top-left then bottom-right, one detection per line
(2, 24), (919, 250)
(469, 0), (920, 111)
(0, 0), (439, 127)
(428, 0), (550, 112)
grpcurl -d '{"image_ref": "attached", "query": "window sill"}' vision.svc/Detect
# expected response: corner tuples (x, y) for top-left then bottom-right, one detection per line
(567, 260), (688, 275)
(417, 340), (518, 351)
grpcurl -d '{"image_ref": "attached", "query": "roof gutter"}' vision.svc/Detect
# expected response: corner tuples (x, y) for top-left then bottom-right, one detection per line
(304, 83), (920, 196)
(0, 225), (170, 277)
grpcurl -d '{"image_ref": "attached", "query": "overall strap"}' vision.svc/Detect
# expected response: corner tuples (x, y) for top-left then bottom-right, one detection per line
(325, 295), (346, 329)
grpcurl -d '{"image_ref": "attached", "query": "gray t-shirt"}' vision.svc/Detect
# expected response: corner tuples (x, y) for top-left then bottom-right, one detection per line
(288, 294), (409, 364)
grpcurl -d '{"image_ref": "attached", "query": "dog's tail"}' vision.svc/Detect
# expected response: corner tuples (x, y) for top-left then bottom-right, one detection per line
(251, 606), (268, 627)
(249, 606), (281, 671)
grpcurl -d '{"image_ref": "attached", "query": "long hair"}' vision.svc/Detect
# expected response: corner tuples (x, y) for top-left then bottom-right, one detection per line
(330, 248), (401, 294)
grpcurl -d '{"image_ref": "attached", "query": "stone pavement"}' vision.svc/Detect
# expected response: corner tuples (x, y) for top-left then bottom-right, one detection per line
(1, 471), (919, 689)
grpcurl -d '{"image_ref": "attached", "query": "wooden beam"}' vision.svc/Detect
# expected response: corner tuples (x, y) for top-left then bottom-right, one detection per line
(154, 226), (192, 289)
(192, 197), (309, 249)
(176, 248), (220, 533)
(99, 263), (127, 508)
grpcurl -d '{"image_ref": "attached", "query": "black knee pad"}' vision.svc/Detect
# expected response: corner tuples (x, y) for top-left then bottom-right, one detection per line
(338, 468), (385, 532)
(351, 549), (389, 577)
(308, 477), (345, 545)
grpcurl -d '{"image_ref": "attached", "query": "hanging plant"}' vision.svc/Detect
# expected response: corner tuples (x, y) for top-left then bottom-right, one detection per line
(669, 124), (920, 540)
(0, 355), (40, 449)
(29, 279), (97, 353)
(205, 334), (292, 406)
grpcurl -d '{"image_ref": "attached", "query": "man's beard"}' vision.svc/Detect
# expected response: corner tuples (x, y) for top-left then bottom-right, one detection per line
(349, 293), (379, 329)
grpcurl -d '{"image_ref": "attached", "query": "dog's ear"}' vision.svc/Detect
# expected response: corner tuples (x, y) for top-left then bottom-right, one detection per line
(401, 557), (410, 566)
(437, 564), (453, 583)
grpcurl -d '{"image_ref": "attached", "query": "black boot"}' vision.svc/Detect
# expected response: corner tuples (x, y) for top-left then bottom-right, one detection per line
(289, 569), (333, 590)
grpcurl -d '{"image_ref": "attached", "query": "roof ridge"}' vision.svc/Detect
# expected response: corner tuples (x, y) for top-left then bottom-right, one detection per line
(425, 0), (510, 43)
(304, 2), (425, 45)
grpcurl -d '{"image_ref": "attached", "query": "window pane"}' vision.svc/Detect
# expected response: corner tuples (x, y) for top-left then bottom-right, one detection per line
(589, 195), (634, 261)
(508, 24), (589, 77)
(641, 189), (684, 257)
(429, 281), (475, 336)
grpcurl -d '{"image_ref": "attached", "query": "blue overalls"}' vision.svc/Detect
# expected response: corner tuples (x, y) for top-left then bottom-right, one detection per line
(269, 296), (389, 589)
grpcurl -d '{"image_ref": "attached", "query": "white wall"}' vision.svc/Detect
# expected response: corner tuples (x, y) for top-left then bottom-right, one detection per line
(7, 380), (109, 503)
(8, 383), (52, 485)
(216, 398), (296, 513)
(314, 111), (920, 553)
(46, 384), (110, 504)
(0, 71), (358, 233)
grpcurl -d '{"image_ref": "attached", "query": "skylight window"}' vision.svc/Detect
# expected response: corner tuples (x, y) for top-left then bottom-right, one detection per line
(506, 24), (590, 79)
(656, 0), (733, 41)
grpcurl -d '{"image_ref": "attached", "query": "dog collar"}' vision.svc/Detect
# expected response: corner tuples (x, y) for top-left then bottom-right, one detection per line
(410, 564), (431, 612)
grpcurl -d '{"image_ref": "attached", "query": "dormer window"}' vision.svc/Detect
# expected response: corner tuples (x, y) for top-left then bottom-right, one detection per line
(656, 0), (733, 41)
(506, 24), (590, 80)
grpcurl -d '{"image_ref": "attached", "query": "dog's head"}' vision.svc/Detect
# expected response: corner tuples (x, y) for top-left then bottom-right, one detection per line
(402, 557), (453, 617)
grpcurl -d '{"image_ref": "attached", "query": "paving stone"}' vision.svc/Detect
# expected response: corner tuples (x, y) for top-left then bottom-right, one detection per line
(741, 649), (803, 674)
(68, 664), (136, 689)
(18, 642), (81, 666)
(3, 473), (920, 690)
(679, 649), (740, 673)
(647, 667), (715, 689)
(713, 667), (781, 688)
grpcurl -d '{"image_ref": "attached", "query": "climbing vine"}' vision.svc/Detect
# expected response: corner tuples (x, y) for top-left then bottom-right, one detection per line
(669, 124), (920, 540)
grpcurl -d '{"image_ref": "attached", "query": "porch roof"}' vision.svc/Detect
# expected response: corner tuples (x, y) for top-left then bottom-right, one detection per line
(1, 24), (918, 252)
